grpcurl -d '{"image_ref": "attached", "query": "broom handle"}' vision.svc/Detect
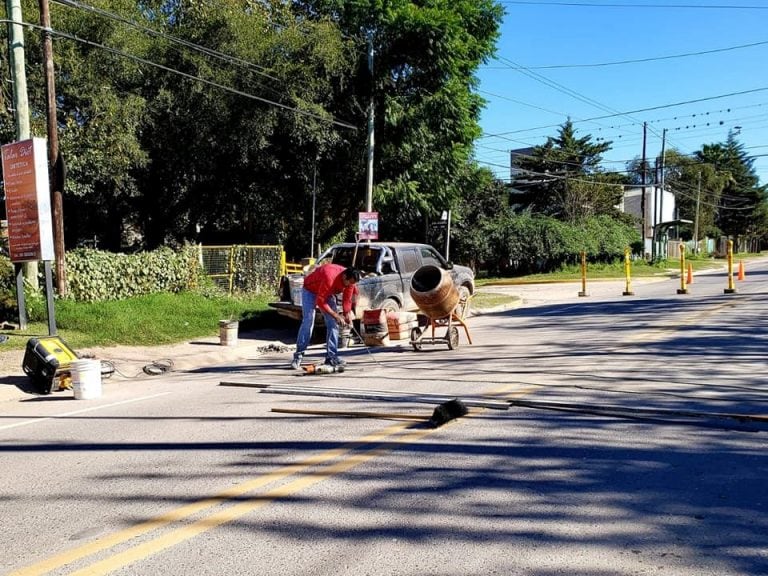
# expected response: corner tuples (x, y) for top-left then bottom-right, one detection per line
(271, 407), (425, 420)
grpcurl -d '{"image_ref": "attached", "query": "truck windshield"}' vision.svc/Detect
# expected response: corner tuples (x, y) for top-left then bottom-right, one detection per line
(323, 246), (382, 275)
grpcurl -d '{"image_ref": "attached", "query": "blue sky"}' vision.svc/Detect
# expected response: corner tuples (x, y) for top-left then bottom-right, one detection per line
(475, 0), (768, 186)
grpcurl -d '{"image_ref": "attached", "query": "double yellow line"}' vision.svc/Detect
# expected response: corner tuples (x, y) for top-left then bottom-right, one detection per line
(10, 422), (434, 575)
(12, 383), (528, 576)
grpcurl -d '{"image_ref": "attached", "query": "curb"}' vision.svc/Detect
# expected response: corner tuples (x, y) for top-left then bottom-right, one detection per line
(0, 331), (295, 404)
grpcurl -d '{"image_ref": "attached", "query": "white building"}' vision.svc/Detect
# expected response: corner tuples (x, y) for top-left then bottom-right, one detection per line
(618, 186), (679, 258)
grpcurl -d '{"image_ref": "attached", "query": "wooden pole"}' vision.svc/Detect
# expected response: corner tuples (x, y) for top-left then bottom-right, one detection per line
(39, 0), (67, 296)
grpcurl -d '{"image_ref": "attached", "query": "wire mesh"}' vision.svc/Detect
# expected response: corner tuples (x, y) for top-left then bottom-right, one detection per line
(199, 245), (284, 296)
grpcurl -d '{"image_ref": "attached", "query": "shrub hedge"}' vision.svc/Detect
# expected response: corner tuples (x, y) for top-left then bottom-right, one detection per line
(457, 213), (642, 275)
(65, 245), (201, 302)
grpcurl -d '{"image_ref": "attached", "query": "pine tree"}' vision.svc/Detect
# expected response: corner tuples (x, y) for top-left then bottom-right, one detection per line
(510, 120), (619, 222)
(696, 132), (768, 242)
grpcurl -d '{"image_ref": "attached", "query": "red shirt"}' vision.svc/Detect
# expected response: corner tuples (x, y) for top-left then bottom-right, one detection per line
(303, 264), (358, 315)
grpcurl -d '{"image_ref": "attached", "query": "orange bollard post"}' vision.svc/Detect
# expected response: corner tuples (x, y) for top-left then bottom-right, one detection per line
(687, 262), (693, 285)
(738, 260), (745, 281)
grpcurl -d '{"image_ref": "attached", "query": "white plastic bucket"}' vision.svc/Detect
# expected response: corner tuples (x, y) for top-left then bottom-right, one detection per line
(219, 320), (239, 346)
(71, 359), (102, 400)
(288, 276), (304, 305)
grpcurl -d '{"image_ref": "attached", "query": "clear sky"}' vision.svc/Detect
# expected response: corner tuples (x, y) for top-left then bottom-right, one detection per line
(475, 0), (768, 186)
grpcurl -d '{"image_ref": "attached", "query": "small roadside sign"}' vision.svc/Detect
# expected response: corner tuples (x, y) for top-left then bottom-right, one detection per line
(358, 211), (378, 240)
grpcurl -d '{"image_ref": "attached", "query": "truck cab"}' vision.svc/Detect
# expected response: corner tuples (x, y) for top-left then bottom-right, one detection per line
(271, 242), (475, 321)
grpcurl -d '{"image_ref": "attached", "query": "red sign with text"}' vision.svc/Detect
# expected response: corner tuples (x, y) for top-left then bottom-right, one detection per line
(1, 138), (54, 262)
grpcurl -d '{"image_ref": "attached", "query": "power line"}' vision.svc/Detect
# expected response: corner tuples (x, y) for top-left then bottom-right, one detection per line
(480, 86), (768, 139)
(499, 1), (768, 9)
(484, 39), (768, 70)
(51, 0), (280, 82)
(478, 89), (566, 117)
(7, 19), (358, 129)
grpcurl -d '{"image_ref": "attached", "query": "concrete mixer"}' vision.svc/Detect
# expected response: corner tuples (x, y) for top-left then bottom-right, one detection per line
(408, 265), (472, 351)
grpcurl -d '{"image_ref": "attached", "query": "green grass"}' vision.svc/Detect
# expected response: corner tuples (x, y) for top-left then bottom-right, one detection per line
(0, 291), (291, 352)
(471, 292), (520, 309)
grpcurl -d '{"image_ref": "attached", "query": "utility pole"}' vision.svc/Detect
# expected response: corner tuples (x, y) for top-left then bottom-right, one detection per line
(693, 171), (702, 254)
(6, 0), (29, 139)
(365, 30), (374, 214)
(641, 122), (647, 258)
(657, 128), (667, 260)
(5, 0), (33, 327)
(659, 128), (667, 216)
(651, 157), (659, 262)
(39, 0), (67, 295)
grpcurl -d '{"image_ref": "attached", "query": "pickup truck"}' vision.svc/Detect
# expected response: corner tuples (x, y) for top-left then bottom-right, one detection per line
(270, 242), (475, 321)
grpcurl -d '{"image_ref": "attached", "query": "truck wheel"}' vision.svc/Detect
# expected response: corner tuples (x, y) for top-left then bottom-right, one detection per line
(380, 298), (400, 316)
(456, 285), (471, 318)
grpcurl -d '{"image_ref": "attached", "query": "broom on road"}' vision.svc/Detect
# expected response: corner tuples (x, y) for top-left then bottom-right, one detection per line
(271, 397), (470, 428)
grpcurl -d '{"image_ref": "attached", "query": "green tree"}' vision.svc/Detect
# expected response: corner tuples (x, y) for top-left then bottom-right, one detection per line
(0, 0), (150, 250)
(659, 149), (725, 244)
(2, 0), (502, 256)
(451, 165), (508, 270)
(696, 133), (768, 243)
(510, 120), (619, 222)
(133, 0), (354, 250)
(296, 0), (504, 241)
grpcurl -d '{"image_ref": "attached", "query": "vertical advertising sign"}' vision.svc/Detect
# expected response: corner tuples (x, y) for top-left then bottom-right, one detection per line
(358, 211), (378, 240)
(1, 138), (54, 262)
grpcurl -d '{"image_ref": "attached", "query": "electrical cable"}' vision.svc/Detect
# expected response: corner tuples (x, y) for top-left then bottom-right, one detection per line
(349, 323), (383, 367)
(483, 38), (768, 70)
(51, 0), (280, 81)
(94, 344), (295, 380)
(481, 86), (768, 140)
(0, 18), (358, 130)
(96, 358), (175, 379)
(499, 1), (768, 10)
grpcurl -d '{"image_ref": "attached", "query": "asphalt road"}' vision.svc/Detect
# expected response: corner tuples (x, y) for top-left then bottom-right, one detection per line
(1, 262), (767, 576)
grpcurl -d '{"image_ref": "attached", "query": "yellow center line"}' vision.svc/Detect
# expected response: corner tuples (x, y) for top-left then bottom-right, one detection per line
(12, 382), (536, 576)
(8, 422), (411, 576)
(487, 384), (539, 399)
(623, 299), (739, 343)
(67, 426), (439, 576)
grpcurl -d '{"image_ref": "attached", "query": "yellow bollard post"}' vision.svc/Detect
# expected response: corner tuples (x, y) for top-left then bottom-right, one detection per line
(676, 244), (688, 294)
(622, 247), (634, 296)
(724, 239), (737, 294)
(578, 250), (588, 297)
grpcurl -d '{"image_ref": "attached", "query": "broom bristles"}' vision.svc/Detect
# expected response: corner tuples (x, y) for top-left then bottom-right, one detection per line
(429, 398), (469, 428)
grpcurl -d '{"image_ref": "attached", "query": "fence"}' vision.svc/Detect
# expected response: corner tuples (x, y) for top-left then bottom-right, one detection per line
(199, 245), (295, 296)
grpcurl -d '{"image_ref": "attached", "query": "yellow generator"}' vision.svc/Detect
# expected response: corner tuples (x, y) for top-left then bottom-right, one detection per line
(22, 336), (79, 394)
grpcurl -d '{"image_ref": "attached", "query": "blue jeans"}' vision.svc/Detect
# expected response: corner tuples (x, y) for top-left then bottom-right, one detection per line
(294, 288), (339, 361)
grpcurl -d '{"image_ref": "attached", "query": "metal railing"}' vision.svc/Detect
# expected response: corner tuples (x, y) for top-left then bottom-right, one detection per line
(200, 245), (288, 296)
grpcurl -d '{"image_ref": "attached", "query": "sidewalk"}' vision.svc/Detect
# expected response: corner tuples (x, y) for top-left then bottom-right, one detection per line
(0, 328), (296, 404)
